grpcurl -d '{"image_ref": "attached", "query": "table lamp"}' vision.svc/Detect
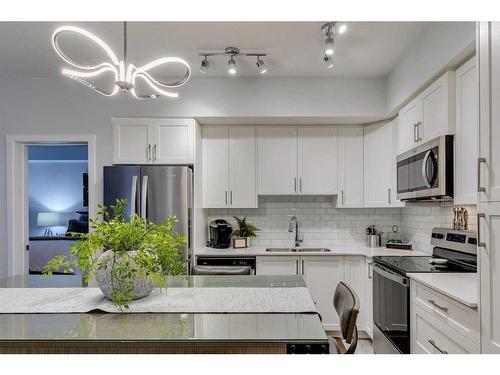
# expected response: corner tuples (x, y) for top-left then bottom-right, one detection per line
(36, 212), (60, 236)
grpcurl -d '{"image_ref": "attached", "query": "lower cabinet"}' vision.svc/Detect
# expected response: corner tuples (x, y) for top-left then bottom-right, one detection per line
(302, 256), (345, 328)
(256, 255), (369, 332)
(410, 280), (479, 354)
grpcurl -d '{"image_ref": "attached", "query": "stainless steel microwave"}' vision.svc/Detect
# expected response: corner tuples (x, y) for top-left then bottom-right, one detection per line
(396, 135), (454, 201)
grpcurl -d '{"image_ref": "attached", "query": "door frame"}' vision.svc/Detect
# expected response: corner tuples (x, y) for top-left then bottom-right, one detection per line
(5, 134), (96, 277)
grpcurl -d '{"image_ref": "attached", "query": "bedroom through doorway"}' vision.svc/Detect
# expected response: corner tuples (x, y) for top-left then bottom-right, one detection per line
(27, 144), (89, 275)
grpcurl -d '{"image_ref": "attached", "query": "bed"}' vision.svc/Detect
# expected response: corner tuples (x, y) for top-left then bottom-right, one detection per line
(29, 237), (81, 274)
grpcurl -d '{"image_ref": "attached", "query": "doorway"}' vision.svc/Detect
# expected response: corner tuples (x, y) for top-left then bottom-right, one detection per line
(6, 135), (96, 277)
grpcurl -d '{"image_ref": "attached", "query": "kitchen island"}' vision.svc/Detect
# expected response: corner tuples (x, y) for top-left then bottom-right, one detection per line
(0, 275), (328, 354)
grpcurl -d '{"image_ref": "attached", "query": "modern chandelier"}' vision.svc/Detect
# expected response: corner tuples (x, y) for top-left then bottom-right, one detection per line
(321, 22), (347, 69)
(52, 23), (192, 99)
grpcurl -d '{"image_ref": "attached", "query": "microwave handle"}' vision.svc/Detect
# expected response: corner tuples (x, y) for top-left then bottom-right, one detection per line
(373, 263), (409, 287)
(421, 150), (434, 188)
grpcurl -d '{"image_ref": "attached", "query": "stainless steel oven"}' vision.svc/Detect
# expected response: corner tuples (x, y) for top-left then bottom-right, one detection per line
(373, 262), (410, 354)
(396, 135), (453, 201)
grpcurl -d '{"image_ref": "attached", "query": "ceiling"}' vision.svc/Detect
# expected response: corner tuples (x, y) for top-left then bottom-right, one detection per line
(0, 21), (427, 79)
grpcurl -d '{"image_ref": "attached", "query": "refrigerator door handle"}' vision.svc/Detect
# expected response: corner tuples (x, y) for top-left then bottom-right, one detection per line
(130, 175), (138, 217)
(141, 175), (149, 218)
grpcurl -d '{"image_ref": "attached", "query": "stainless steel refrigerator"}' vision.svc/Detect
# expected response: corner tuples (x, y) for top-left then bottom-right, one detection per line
(103, 165), (193, 264)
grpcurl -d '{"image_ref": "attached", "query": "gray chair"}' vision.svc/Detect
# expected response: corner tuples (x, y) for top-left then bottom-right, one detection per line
(191, 266), (252, 275)
(329, 281), (360, 354)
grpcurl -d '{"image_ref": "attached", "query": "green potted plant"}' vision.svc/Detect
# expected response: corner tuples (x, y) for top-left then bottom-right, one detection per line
(42, 199), (187, 309)
(231, 216), (259, 248)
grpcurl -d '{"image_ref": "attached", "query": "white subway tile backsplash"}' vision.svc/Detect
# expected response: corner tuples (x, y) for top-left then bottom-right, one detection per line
(206, 196), (477, 253)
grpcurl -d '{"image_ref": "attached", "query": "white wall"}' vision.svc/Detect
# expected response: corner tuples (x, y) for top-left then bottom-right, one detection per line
(386, 22), (475, 113)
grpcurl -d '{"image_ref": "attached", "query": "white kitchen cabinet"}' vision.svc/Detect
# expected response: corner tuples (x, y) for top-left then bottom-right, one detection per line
(479, 23), (500, 204)
(337, 127), (364, 207)
(477, 202), (500, 353)
(478, 22), (500, 354)
(113, 117), (195, 164)
(365, 258), (374, 339)
(297, 127), (338, 194)
(344, 256), (366, 333)
(229, 127), (258, 208)
(398, 100), (422, 153)
(301, 256), (345, 329)
(256, 255), (371, 332)
(202, 127), (257, 208)
(255, 256), (298, 276)
(258, 128), (298, 194)
(364, 120), (402, 207)
(398, 72), (455, 153)
(113, 118), (153, 164)
(410, 280), (480, 354)
(202, 127), (229, 208)
(153, 119), (195, 164)
(454, 56), (478, 205)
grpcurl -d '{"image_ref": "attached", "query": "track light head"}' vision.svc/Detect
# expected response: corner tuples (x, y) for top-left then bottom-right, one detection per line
(228, 56), (237, 75)
(200, 56), (209, 74)
(256, 57), (267, 74)
(324, 36), (334, 56)
(323, 55), (334, 69)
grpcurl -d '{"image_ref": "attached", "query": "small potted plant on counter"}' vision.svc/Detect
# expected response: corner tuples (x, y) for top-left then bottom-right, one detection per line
(231, 216), (259, 248)
(42, 199), (187, 309)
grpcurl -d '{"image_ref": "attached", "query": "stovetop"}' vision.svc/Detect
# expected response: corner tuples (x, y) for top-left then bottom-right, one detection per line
(373, 255), (476, 275)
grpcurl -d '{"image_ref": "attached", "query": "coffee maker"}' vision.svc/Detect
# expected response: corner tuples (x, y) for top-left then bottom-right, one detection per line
(208, 219), (233, 248)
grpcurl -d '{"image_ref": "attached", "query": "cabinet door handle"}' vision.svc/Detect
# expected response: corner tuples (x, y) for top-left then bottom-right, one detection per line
(428, 299), (448, 312)
(147, 144), (151, 161)
(296, 260), (299, 275)
(368, 262), (373, 279)
(302, 260), (305, 275)
(417, 122), (422, 141)
(341, 190), (344, 205)
(230, 190), (233, 205)
(388, 188), (391, 204)
(299, 178), (302, 192)
(153, 144), (157, 162)
(478, 213), (486, 248)
(428, 340), (448, 354)
(225, 191), (228, 205)
(413, 123), (418, 142)
(478, 157), (486, 193)
(294, 177), (297, 193)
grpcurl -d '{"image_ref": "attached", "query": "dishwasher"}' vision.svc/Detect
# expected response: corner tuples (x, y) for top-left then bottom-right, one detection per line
(196, 256), (256, 274)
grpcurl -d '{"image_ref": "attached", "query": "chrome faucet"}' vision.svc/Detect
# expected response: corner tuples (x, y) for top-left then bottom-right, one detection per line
(288, 216), (303, 247)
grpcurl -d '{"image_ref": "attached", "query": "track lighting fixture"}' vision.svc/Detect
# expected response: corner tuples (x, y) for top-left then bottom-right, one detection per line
(324, 36), (334, 56)
(198, 47), (268, 76)
(256, 56), (267, 74)
(321, 22), (347, 69)
(200, 56), (209, 74)
(228, 56), (237, 75)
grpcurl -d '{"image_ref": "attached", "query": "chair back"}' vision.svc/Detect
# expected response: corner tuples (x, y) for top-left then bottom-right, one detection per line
(333, 281), (360, 351)
(191, 266), (252, 275)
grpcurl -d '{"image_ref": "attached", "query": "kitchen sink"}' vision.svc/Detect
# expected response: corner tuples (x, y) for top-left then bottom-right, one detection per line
(265, 248), (331, 253)
(296, 248), (331, 253)
(265, 248), (295, 252)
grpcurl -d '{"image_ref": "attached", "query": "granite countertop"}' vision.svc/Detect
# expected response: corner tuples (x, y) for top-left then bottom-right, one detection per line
(407, 273), (479, 308)
(195, 245), (427, 258)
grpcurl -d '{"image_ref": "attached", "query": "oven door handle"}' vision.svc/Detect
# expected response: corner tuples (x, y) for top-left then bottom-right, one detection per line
(373, 263), (409, 287)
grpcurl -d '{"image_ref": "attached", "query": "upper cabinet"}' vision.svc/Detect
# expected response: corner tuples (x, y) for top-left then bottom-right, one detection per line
(258, 127), (298, 194)
(337, 127), (364, 207)
(364, 120), (402, 207)
(454, 57), (478, 205)
(257, 127), (338, 195)
(113, 118), (195, 165)
(298, 127), (338, 195)
(202, 127), (257, 208)
(479, 23), (500, 204)
(398, 72), (455, 153)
